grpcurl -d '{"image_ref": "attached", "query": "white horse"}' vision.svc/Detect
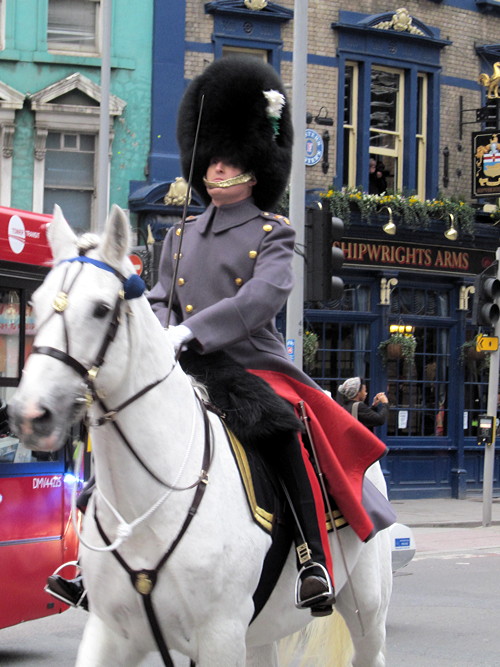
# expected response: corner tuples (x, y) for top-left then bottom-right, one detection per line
(9, 205), (392, 667)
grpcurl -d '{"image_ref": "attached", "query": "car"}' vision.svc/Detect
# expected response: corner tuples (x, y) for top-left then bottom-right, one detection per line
(389, 522), (416, 571)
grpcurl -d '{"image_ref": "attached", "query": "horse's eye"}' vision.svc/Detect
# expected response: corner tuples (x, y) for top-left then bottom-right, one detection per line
(93, 303), (111, 319)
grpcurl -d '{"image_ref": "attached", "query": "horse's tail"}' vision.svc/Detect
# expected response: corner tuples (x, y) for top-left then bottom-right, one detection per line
(278, 611), (353, 666)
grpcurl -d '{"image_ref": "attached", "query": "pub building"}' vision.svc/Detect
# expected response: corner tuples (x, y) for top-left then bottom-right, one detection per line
(129, 2), (500, 499)
(302, 205), (498, 500)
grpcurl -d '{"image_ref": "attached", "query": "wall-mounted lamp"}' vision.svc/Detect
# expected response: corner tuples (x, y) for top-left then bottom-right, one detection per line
(444, 213), (458, 241)
(314, 107), (334, 126)
(389, 323), (415, 335)
(379, 205), (396, 235)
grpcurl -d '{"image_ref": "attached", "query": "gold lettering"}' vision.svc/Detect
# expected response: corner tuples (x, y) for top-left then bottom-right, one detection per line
(395, 246), (407, 263)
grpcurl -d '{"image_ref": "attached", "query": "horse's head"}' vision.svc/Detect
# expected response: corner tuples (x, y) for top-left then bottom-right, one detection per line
(8, 204), (146, 452)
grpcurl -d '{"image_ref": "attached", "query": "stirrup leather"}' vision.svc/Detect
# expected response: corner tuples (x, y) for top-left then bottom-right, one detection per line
(294, 561), (334, 609)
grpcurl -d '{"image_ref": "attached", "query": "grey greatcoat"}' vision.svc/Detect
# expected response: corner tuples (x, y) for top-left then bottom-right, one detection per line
(148, 196), (394, 542)
(148, 197), (308, 381)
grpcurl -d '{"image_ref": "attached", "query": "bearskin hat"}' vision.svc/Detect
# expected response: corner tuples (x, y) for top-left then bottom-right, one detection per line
(176, 56), (293, 211)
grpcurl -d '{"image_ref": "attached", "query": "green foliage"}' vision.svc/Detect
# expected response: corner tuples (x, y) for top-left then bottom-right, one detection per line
(378, 332), (417, 365)
(303, 330), (319, 371)
(319, 187), (475, 234)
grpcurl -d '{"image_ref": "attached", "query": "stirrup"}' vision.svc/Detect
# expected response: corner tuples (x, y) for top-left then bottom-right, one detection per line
(44, 561), (87, 609)
(294, 561), (335, 610)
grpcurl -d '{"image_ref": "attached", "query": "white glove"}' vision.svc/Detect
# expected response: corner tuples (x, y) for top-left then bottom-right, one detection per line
(165, 324), (194, 354)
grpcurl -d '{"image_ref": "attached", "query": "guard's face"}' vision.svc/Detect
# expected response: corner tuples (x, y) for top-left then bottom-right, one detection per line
(205, 158), (256, 205)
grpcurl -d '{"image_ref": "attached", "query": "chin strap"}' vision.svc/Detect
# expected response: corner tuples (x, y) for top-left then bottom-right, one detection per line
(203, 172), (255, 189)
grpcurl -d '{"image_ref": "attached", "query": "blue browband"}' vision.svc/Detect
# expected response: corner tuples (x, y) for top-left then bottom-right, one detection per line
(62, 256), (146, 300)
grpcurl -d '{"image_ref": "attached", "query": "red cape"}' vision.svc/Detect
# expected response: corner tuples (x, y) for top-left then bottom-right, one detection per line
(250, 370), (387, 543)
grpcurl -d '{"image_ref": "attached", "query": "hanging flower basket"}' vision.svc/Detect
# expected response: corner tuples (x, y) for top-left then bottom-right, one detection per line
(378, 332), (417, 365)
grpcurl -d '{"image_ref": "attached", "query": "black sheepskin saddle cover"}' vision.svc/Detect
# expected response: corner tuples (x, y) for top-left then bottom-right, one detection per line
(179, 349), (302, 451)
(179, 350), (297, 619)
(179, 350), (302, 533)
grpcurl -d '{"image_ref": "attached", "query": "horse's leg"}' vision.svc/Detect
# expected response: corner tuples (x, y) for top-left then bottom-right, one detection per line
(75, 613), (146, 667)
(335, 531), (392, 667)
(246, 643), (278, 667)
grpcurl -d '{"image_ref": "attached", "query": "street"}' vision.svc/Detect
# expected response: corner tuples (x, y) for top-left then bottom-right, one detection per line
(1, 525), (500, 666)
(387, 525), (500, 666)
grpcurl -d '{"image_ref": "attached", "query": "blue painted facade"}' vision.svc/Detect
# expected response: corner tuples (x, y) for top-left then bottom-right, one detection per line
(133, 1), (500, 499)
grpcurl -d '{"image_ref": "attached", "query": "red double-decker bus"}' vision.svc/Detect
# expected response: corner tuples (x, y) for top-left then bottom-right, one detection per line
(0, 206), (81, 629)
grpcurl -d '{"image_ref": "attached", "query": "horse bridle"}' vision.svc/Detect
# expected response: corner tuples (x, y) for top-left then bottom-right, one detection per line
(32, 255), (148, 401)
(31, 255), (203, 488)
(32, 255), (211, 667)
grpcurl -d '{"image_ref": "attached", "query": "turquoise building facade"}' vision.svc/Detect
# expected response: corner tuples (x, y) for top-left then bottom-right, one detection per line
(0, 0), (153, 231)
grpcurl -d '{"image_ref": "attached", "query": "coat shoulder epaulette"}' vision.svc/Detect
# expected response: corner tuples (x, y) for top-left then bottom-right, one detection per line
(259, 211), (291, 226)
(185, 215), (198, 222)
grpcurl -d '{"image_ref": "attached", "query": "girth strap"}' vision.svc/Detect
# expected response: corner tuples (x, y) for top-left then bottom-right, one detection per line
(92, 398), (212, 667)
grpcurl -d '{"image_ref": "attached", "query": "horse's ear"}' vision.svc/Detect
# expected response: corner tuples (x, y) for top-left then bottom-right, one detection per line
(47, 205), (78, 262)
(101, 205), (130, 269)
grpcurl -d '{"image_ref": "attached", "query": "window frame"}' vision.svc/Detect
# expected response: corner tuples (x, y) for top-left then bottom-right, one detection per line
(29, 74), (125, 231)
(334, 10), (446, 199)
(43, 131), (97, 232)
(47, 0), (102, 57)
(368, 65), (404, 193)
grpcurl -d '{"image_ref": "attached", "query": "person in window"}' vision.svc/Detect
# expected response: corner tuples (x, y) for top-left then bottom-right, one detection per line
(369, 157), (388, 195)
(336, 377), (389, 431)
(46, 56), (393, 618)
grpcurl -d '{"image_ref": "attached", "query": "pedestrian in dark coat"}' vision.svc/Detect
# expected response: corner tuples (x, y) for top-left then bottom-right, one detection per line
(337, 377), (389, 431)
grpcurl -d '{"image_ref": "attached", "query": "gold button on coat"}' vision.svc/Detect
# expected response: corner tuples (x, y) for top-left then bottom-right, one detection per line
(178, 278), (185, 286)
(175, 228), (181, 236)
(263, 224), (272, 232)
(248, 250), (257, 259)
(235, 278), (243, 286)
(173, 252), (182, 260)
(185, 304), (193, 313)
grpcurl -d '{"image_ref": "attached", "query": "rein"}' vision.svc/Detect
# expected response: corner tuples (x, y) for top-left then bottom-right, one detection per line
(93, 395), (212, 667)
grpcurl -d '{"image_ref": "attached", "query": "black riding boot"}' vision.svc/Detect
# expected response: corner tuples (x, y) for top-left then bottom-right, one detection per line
(267, 434), (335, 617)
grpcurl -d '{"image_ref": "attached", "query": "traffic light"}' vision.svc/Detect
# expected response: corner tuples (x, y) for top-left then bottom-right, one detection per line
(305, 209), (344, 302)
(472, 264), (500, 327)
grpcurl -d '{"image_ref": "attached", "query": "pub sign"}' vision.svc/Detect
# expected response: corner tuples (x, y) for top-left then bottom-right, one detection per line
(472, 130), (500, 198)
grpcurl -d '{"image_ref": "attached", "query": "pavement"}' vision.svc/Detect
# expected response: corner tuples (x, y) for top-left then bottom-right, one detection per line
(390, 495), (500, 557)
(391, 495), (500, 528)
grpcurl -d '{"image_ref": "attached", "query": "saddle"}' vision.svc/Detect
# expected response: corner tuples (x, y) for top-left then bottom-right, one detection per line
(179, 350), (346, 620)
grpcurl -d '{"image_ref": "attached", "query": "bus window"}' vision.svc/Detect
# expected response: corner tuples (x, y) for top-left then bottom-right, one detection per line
(0, 287), (55, 464)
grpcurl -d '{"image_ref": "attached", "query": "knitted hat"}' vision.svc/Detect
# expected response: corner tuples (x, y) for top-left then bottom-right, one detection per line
(176, 56), (293, 211)
(338, 377), (362, 400)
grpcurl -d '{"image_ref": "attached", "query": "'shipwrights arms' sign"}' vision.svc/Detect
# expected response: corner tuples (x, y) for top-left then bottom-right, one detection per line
(335, 239), (494, 275)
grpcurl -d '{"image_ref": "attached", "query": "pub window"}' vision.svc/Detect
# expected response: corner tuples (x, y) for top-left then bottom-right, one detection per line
(343, 64), (430, 198)
(343, 63), (358, 187)
(222, 46), (268, 62)
(336, 9), (442, 200)
(369, 67), (403, 193)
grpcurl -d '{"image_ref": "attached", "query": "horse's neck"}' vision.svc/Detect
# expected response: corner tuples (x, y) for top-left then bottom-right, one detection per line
(89, 299), (203, 516)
